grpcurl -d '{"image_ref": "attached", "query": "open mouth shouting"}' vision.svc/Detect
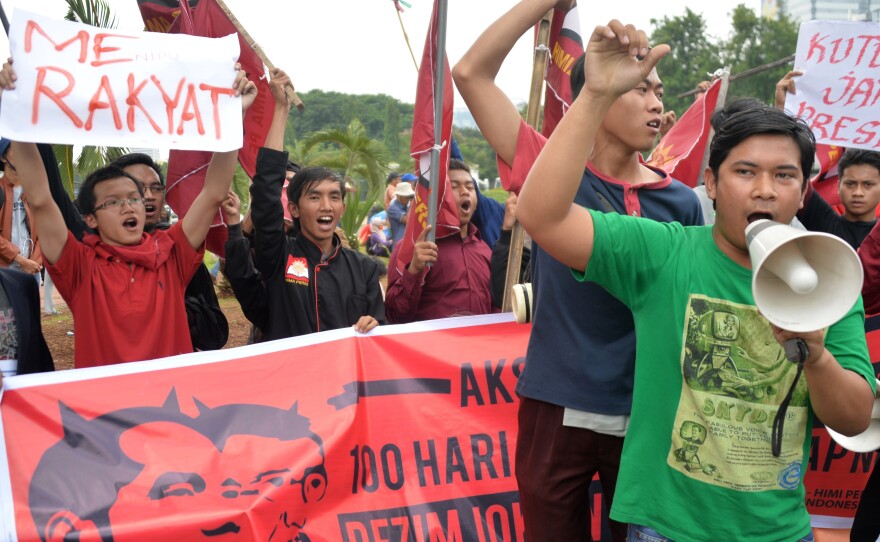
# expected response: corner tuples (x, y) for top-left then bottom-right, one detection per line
(316, 215), (335, 231)
(123, 216), (140, 231)
(647, 118), (661, 134)
(747, 212), (774, 224)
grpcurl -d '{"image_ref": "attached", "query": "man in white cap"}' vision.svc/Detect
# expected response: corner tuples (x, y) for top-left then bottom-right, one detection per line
(387, 180), (415, 250)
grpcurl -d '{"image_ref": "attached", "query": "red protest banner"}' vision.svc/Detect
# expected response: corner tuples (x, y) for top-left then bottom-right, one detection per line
(646, 78), (722, 187)
(1, 316), (537, 541)
(803, 313), (880, 528)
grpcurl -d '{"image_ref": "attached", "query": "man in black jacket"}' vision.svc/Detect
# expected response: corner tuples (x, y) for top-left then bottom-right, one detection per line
(225, 68), (384, 341)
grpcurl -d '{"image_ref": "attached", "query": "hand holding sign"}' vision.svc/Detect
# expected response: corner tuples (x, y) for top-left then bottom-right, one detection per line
(0, 10), (245, 152)
(232, 63), (257, 113)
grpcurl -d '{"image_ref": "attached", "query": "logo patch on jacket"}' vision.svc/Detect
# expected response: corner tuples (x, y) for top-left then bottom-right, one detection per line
(285, 256), (309, 286)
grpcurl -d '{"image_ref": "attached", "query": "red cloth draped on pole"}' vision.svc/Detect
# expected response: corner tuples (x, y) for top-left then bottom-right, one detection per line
(812, 144), (845, 213)
(137, 0), (273, 255)
(541, 4), (582, 137)
(393, 0), (459, 274)
(646, 79), (723, 187)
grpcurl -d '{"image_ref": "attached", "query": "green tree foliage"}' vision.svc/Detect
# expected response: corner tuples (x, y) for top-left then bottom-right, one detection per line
(284, 90), (413, 167)
(650, 9), (721, 118)
(649, 5), (798, 111)
(722, 6), (799, 103)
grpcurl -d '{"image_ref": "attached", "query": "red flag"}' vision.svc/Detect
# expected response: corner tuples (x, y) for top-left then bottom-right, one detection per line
(541, 4), (582, 137)
(393, 0), (460, 275)
(140, 0), (273, 256)
(646, 79), (723, 187)
(136, 0), (188, 33)
(812, 144), (845, 214)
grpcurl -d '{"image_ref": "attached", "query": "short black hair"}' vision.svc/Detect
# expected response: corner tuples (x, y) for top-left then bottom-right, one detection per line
(708, 105), (815, 190)
(838, 148), (880, 180)
(285, 167), (345, 236)
(110, 153), (165, 186)
(448, 158), (471, 175)
(386, 172), (402, 184)
(709, 98), (766, 132)
(75, 166), (144, 215)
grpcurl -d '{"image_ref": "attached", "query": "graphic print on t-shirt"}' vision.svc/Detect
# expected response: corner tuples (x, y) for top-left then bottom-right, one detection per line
(285, 256), (309, 287)
(668, 294), (808, 491)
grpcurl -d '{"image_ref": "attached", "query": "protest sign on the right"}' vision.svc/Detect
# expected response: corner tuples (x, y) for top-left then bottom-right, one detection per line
(786, 20), (880, 151)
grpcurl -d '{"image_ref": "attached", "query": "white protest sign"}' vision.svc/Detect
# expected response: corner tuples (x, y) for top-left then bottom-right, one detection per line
(786, 20), (880, 151)
(0, 10), (243, 151)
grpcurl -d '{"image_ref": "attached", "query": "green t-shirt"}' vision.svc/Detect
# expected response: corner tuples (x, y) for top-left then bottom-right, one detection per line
(578, 210), (875, 542)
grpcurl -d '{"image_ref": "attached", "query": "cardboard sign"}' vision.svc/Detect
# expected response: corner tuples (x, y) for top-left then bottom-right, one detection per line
(0, 11), (242, 151)
(786, 20), (880, 151)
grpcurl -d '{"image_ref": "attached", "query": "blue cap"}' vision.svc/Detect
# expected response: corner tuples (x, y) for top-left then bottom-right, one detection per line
(401, 173), (417, 182)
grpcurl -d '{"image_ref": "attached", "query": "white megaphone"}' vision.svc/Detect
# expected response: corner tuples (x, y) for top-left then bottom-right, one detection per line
(825, 378), (880, 453)
(745, 219), (863, 333)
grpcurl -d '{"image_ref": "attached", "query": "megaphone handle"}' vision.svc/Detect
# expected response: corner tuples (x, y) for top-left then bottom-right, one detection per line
(783, 338), (809, 364)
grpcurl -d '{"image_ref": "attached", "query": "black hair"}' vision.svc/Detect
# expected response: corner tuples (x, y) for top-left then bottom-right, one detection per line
(110, 153), (165, 187)
(287, 160), (302, 173)
(838, 148), (880, 180)
(75, 166), (144, 215)
(285, 167), (345, 235)
(708, 105), (815, 190)
(709, 98), (766, 132)
(448, 158), (471, 175)
(386, 172), (402, 184)
(570, 53), (586, 100)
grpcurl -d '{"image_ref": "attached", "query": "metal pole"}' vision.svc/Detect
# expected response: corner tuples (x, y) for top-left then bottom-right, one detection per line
(501, 9), (553, 312)
(426, 0), (448, 244)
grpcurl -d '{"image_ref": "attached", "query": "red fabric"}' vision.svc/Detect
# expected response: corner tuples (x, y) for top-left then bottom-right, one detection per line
(394, 0), (460, 275)
(135, 0), (185, 33)
(496, 120), (548, 195)
(541, 5), (582, 137)
(646, 79), (722, 187)
(812, 144), (845, 214)
(859, 221), (880, 314)
(143, 0), (273, 256)
(385, 226), (494, 323)
(46, 223), (203, 368)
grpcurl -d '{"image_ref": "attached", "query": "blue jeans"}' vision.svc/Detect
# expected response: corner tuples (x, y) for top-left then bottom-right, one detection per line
(627, 524), (815, 542)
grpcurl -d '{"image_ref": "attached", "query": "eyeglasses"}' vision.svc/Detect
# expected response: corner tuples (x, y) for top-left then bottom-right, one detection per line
(93, 197), (145, 212)
(143, 184), (166, 194)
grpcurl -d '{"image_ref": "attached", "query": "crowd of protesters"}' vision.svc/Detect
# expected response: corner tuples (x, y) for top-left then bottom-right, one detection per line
(3, 2), (880, 540)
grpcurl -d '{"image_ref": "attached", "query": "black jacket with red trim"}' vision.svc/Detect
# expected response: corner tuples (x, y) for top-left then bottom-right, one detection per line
(248, 148), (384, 342)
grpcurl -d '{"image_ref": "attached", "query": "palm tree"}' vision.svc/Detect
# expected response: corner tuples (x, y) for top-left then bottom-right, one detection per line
(299, 119), (390, 249)
(54, 0), (127, 197)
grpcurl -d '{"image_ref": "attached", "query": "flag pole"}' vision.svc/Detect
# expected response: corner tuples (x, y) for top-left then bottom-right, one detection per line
(696, 67), (730, 186)
(0, 0), (9, 35)
(213, 0), (305, 111)
(501, 9), (554, 312)
(425, 0), (449, 244)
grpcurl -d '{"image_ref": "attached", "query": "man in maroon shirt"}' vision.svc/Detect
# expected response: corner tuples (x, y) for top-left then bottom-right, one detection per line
(385, 160), (495, 323)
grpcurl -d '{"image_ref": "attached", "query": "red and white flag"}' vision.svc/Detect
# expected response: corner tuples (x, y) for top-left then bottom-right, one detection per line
(812, 144), (845, 213)
(647, 78), (723, 187)
(138, 0), (273, 255)
(541, 4), (582, 137)
(393, 0), (460, 274)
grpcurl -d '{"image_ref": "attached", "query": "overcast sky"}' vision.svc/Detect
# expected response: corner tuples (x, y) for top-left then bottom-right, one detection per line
(0, 0), (763, 105)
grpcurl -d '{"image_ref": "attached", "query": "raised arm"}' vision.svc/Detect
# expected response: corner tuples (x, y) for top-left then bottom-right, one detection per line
(516, 21), (669, 271)
(453, 0), (573, 166)
(0, 59), (69, 264)
(182, 65), (257, 249)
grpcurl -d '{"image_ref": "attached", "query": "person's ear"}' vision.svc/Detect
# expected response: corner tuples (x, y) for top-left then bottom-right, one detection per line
(288, 201), (299, 220)
(83, 213), (99, 230)
(44, 511), (101, 542)
(704, 167), (718, 202)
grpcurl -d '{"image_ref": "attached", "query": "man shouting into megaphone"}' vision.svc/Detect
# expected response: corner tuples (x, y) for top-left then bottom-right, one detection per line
(515, 19), (876, 542)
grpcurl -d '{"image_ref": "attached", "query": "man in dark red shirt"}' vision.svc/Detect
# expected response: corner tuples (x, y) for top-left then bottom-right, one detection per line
(385, 160), (494, 323)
